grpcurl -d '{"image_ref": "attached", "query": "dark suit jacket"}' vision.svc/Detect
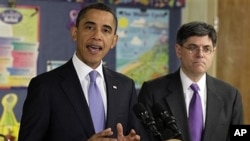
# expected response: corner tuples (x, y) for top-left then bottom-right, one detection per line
(138, 69), (244, 141)
(18, 59), (147, 141)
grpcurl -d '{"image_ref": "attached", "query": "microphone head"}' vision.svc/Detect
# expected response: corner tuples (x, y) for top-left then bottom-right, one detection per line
(152, 103), (168, 131)
(133, 103), (152, 124)
(153, 103), (172, 120)
(153, 103), (166, 116)
(133, 103), (162, 137)
(152, 103), (182, 140)
(133, 103), (146, 116)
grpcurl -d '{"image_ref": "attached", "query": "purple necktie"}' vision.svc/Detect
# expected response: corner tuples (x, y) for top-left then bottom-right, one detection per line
(189, 83), (203, 141)
(88, 70), (105, 133)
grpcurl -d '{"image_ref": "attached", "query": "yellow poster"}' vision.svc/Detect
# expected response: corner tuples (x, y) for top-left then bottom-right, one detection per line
(0, 93), (19, 141)
(0, 5), (40, 140)
(0, 5), (40, 89)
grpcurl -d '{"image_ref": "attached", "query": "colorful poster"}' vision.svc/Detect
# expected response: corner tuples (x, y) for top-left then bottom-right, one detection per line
(116, 7), (169, 88)
(112, 0), (185, 8)
(0, 92), (20, 141)
(32, 0), (105, 3)
(0, 6), (40, 89)
(31, 0), (186, 8)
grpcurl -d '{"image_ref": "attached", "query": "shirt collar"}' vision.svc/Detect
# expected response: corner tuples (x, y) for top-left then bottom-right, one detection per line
(72, 53), (104, 80)
(180, 68), (206, 91)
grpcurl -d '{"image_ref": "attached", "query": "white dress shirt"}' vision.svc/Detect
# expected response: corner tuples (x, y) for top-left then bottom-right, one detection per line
(72, 53), (107, 118)
(180, 68), (207, 126)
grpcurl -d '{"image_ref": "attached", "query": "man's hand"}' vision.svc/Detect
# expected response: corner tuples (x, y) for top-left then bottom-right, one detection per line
(87, 128), (116, 141)
(117, 123), (140, 141)
(88, 123), (140, 141)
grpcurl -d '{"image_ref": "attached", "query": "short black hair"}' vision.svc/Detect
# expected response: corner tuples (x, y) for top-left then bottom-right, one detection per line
(176, 21), (217, 47)
(75, 3), (118, 34)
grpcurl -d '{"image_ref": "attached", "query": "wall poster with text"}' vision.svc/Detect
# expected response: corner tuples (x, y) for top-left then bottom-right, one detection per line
(116, 7), (169, 89)
(112, 0), (185, 8)
(0, 6), (40, 89)
(0, 5), (40, 140)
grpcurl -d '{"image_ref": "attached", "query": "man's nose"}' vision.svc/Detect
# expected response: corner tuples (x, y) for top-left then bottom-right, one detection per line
(91, 30), (102, 40)
(195, 48), (205, 56)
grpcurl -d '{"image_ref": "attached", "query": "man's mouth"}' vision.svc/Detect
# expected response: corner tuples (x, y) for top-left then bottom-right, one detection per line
(87, 45), (102, 53)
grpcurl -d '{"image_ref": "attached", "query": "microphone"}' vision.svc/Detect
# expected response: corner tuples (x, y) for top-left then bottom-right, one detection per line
(133, 103), (163, 140)
(153, 103), (182, 140)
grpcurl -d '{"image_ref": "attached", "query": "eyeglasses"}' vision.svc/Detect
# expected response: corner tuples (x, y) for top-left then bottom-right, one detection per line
(182, 45), (214, 55)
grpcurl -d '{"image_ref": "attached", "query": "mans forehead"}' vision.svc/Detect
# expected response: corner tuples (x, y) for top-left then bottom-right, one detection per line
(80, 12), (115, 26)
(81, 20), (113, 28)
(83, 9), (114, 20)
(185, 36), (213, 44)
(186, 44), (213, 48)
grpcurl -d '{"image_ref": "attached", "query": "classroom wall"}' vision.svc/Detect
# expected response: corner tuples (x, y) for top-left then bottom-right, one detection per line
(0, 0), (183, 139)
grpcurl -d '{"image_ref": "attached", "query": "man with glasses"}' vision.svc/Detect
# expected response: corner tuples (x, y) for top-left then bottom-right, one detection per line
(137, 21), (244, 141)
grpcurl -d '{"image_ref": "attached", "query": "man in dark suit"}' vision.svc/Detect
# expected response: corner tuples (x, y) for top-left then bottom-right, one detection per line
(18, 3), (146, 141)
(138, 21), (244, 141)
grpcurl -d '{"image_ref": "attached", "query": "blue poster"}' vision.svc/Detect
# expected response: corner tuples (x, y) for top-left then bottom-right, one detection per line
(116, 7), (169, 88)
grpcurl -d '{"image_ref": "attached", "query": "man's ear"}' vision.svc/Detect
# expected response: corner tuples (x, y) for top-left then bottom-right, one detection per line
(111, 34), (119, 49)
(71, 26), (77, 41)
(175, 44), (182, 59)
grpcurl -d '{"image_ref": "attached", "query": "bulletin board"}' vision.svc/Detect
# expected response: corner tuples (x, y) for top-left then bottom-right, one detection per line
(0, 0), (183, 139)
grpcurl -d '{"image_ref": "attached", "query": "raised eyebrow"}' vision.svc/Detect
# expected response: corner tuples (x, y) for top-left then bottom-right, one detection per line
(203, 45), (213, 48)
(187, 44), (199, 47)
(188, 44), (212, 48)
(103, 24), (113, 31)
(83, 21), (95, 26)
(82, 21), (113, 32)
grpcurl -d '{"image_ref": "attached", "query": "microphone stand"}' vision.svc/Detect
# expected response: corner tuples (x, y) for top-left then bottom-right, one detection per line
(155, 132), (164, 141)
(144, 117), (164, 141)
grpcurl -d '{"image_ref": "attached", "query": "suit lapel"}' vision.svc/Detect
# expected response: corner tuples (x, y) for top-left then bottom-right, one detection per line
(102, 67), (120, 128)
(202, 75), (223, 140)
(165, 71), (191, 141)
(163, 71), (224, 141)
(60, 60), (95, 137)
